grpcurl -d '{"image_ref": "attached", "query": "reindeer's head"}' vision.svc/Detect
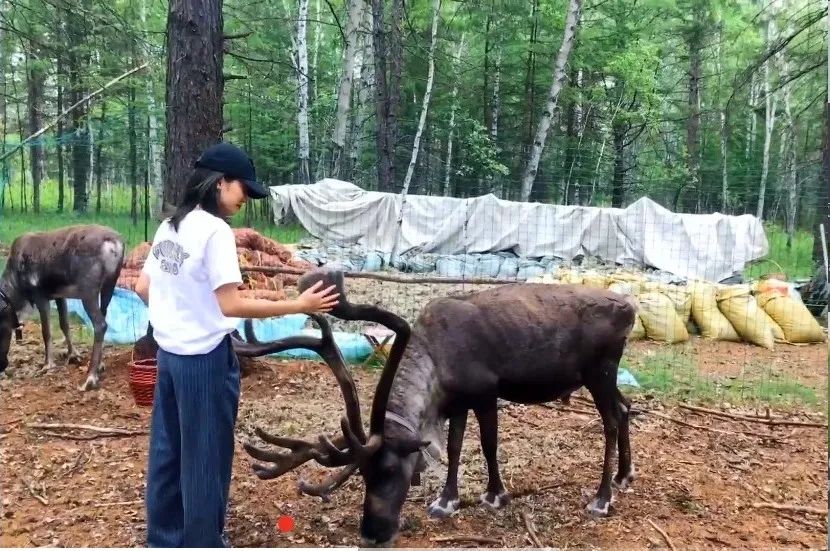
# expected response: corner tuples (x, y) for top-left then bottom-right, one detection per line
(0, 285), (22, 373)
(238, 268), (427, 546)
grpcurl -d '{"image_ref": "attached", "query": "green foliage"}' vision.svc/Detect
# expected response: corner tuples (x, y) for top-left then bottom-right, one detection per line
(743, 224), (816, 280)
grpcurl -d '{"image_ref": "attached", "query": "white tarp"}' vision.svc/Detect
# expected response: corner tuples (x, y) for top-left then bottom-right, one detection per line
(269, 179), (769, 282)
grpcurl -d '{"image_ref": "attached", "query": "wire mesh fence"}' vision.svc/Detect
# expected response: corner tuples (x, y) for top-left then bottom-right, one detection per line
(0, 137), (827, 412)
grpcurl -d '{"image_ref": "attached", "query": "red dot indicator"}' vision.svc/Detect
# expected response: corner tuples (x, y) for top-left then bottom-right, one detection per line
(277, 515), (295, 532)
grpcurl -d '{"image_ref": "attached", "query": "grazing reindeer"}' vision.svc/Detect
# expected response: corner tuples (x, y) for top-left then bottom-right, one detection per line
(240, 268), (637, 546)
(0, 225), (125, 391)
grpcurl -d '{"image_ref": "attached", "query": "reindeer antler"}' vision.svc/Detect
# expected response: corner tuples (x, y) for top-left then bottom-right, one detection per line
(238, 268), (412, 501)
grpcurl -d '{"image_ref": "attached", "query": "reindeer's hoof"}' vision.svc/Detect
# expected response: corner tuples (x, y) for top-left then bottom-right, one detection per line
(613, 463), (636, 491)
(66, 352), (83, 365)
(79, 375), (100, 391)
(480, 491), (511, 510)
(38, 362), (57, 375)
(427, 497), (460, 518)
(585, 496), (611, 517)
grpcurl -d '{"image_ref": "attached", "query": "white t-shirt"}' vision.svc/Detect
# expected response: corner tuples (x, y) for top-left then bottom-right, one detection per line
(142, 209), (242, 355)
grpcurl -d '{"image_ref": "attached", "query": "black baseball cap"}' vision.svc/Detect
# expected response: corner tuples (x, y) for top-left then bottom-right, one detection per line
(194, 142), (269, 199)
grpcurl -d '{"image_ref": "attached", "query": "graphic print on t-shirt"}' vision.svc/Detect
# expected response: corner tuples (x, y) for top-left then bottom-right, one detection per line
(152, 239), (191, 275)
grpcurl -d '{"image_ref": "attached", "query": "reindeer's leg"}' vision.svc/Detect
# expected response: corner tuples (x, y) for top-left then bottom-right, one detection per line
(55, 298), (81, 364)
(585, 381), (620, 517)
(475, 403), (510, 510)
(35, 297), (56, 372)
(79, 294), (107, 391)
(427, 411), (467, 518)
(612, 388), (635, 491)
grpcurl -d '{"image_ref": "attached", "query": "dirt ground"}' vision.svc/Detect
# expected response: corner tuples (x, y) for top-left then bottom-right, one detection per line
(0, 323), (827, 549)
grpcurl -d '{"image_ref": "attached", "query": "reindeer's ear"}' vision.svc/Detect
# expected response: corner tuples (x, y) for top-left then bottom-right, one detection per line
(390, 438), (431, 456)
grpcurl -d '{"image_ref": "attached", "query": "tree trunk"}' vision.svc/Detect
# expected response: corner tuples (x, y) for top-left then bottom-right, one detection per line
(522, 0), (539, 158)
(717, 23), (728, 212)
(686, 20), (702, 213)
(490, 49), (502, 197)
(817, 100), (830, 266)
(26, 47), (45, 214)
(564, 68), (585, 205)
(386, 0), (404, 190)
(611, 119), (626, 208)
(129, 80), (138, 224)
(400, 0), (440, 195)
(745, 73), (757, 160)
(757, 16), (778, 220)
(55, 45), (65, 213)
(520, 0), (581, 202)
(95, 102), (106, 214)
(778, 24), (797, 247)
(372, 0), (392, 191)
(12, 72), (26, 211)
(482, 4), (492, 134)
(312, 0), (322, 107)
(348, 5), (374, 181)
(444, 35), (465, 197)
(67, 2), (91, 213)
(330, 0), (365, 178)
(141, 0), (162, 216)
(560, 95), (576, 205)
(163, 0), (224, 208)
(296, 0), (311, 185)
(813, 0), (830, 267)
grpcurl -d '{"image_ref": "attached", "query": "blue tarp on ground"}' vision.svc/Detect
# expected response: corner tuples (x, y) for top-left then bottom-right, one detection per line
(61, 288), (639, 385)
(64, 287), (373, 363)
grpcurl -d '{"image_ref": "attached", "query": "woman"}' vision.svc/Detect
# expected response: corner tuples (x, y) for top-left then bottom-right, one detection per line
(134, 142), (339, 547)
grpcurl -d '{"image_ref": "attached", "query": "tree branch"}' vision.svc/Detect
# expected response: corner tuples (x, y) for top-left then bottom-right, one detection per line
(323, 0), (347, 43)
(0, 62), (149, 164)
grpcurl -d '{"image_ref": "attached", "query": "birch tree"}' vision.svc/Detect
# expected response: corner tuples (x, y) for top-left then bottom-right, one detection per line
(330, 0), (365, 178)
(296, 0), (311, 185)
(444, 34), (465, 196)
(756, 15), (778, 220)
(400, 0), (441, 194)
(520, 0), (582, 202)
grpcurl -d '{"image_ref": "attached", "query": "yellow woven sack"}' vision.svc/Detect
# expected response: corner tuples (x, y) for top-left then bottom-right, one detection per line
(608, 282), (646, 340)
(581, 271), (611, 289)
(642, 281), (692, 322)
(689, 281), (741, 341)
(637, 292), (689, 343)
(608, 272), (645, 295)
(558, 269), (584, 285)
(716, 286), (783, 349)
(756, 291), (826, 344)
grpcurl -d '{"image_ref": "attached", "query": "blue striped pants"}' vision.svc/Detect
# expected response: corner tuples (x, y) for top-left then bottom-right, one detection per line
(145, 335), (240, 548)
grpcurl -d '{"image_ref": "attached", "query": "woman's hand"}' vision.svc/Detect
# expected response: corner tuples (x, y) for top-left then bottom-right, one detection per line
(296, 280), (340, 313)
(214, 281), (339, 319)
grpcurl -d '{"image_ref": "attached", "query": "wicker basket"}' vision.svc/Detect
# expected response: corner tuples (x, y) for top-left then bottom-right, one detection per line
(129, 358), (158, 407)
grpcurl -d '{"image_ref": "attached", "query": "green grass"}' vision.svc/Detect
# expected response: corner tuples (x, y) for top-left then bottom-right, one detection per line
(0, 180), (308, 251)
(743, 224), (816, 281)
(623, 348), (822, 410)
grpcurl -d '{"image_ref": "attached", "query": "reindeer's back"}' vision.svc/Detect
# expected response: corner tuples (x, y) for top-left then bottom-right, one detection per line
(6, 225), (125, 289)
(415, 283), (636, 391)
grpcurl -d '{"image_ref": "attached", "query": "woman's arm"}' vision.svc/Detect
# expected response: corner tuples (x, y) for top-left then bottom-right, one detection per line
(135, 272), (150, 306)
(214, 280), (339, 318)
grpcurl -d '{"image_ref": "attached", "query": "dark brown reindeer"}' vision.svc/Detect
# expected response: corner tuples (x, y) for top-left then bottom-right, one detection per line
(0, 225), (125, 391)
(241, 268), (638, 546)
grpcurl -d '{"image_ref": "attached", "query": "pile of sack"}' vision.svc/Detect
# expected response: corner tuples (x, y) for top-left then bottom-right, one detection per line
(117, 228), (315, 302)
(529, 269), (826, 349)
